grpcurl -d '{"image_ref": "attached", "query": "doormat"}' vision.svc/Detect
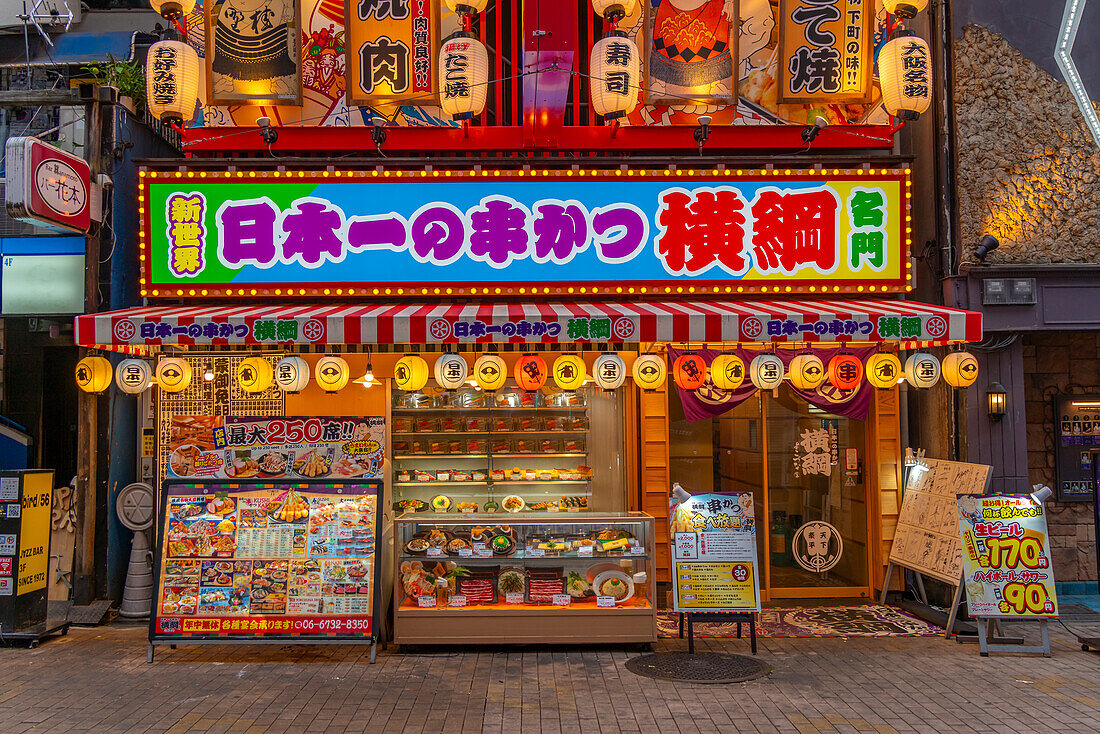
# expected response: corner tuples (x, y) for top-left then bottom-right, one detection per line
(657, 605), (945, 638)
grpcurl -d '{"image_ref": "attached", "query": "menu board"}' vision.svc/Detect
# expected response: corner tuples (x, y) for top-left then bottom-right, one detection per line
(670, 492), (761, 613)
(151, 481), (380, 641)
(957, 494), (1059, 619)
(167, 416), (384, 481)
(888, 458), (991, 584)
(1053, 395), (1100, 501)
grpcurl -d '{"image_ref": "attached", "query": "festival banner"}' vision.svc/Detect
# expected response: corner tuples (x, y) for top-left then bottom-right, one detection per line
(670, 492), (761, 613)
(346, 0), (439, 105)
(167, 416), (385, 481)
(956, 493), (1059, 619)
(778, 0), (874, 104)
(143, 169), (909, 295)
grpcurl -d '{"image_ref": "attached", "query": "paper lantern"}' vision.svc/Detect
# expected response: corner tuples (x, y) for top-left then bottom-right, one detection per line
(115, 359), (152, 394)
(672, 354), (707, 391)
(883, 0), (927, 19)
(156, 357), (192, 393)
(904, 353), (941, 389)
(236, 357), (272, 393)
(148, 0), (196, 19)
(394, 355), (430, 392)
(438, 32), (488, 121)
(593, 353), (626, 390)
(590, 32), (640, 120)
(631, 354), (667, 391)
(592, 0), (638, 22)
(515, 354), (548, 391)
(314, 355), (350, 393)
(878, 33), (931, 121)
(749, 354), (784, 391)
(433, 353), (468, 390)
(146, 40), (202, 126)
(866, 352), (902, 389)
(444, 0), (489, 12)
(473, 354), (507, 391)
(552, 354), (587, 391)
(710, 354), (745, 391)
(942, 351), (979, 388)
(273, 356), (310, 393)
(788, 354), (826, 391)
(75, 356), (112, 393)
(827, 354), (863, 391)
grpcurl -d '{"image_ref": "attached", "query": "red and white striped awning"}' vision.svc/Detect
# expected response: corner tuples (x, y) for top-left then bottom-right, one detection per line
(74, 299), (982, 353)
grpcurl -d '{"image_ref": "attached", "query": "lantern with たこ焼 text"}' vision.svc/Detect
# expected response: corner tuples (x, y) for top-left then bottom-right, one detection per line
(438, 32), (488, 121)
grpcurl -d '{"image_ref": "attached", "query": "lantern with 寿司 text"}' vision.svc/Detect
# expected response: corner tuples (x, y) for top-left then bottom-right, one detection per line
(589, 32), (640, 120)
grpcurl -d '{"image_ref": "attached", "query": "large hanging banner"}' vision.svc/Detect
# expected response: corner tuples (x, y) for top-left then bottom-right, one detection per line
(670, 492), (761, 613)
(205, 0), (303, 106)
(778, 0), (875, 104)
(956, 494), (1059, 619)
(142, 169), (908, 295)
(150, 480), (381, 641)
(345, 0), (439, 106)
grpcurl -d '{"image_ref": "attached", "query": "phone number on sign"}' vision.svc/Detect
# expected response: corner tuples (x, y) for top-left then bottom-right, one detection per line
(156, 615), (372, 635)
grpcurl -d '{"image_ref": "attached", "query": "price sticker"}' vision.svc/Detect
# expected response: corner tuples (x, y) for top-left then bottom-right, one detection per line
(596, 596), (616, 608)
(505, 592), (524, 604)
(475, 548), (493, 558)
(528, 549), (546, 558)
(449, 595), (467, 607)
(426, 547), (445, 557)
(471, 542), (487, 553)
(578, 545), (593, 557)
(458, 548), (473, 557)
(628, 545), (645, 556)
(552, 594), (571, 606)
(417, 595), (436, 608)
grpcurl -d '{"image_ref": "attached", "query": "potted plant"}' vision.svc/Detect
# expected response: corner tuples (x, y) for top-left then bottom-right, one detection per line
(82, 55), (146, 116)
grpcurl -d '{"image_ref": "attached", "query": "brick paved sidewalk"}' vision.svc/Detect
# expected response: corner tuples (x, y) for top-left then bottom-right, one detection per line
(0, 620), (1098, 734)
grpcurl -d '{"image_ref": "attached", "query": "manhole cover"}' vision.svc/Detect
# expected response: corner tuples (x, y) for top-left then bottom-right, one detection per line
(624, 652), (771, 684)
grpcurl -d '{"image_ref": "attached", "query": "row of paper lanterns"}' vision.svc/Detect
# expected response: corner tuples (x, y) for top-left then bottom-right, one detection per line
(76, 350), (979, 395)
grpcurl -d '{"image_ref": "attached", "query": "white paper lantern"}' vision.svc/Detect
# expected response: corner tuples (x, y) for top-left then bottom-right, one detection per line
(904, 353), (941, 389)
(592, 0), (638, 22)
(274, 356), (310, 393)
(438, 32), (489, 121)
(787, 354), (826, 391)
(878, 33), (931, 121)
(315, 355), (350, 393)
(883, 0), (928, 19)
(590, 32), (640, 120)
(749, 354), (784, 391)
(631, 354), (667, 391)
(444, 0), (490, 13)
(115, 359), (152, 394)
(156, 357), (193, 393)
(593, 353), (626, 391)
(146, 40), (202, 125)
(434, 353), (468, 390)
(149, 0), (196, 19)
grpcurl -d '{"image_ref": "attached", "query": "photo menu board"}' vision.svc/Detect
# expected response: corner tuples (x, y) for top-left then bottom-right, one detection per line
(150, 481), (380, 642)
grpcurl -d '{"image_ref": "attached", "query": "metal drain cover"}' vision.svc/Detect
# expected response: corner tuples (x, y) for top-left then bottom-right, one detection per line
(624, 652), (771, 684)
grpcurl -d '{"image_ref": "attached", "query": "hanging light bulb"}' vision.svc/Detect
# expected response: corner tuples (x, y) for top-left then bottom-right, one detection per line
(883, 0), (928, 19)
(444, 0), (490, 13)
(365, 362), (375, 382)
(148, 0), (196, 20)
(203, 369), (215, 381)
(591, 0), (638, 23)
(146, 40), (202, 125)
(877, 32), (932, 121)
(589, 32), (640, 120)
(438, 32), (489, 121)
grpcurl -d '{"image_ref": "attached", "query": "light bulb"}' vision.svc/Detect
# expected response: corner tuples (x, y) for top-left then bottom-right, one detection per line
(203, 370), (215, 381)
(365, 364), (374, 381)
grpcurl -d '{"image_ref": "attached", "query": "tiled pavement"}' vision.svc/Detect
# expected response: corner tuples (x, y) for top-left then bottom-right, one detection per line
(0, 619), (1098, 734)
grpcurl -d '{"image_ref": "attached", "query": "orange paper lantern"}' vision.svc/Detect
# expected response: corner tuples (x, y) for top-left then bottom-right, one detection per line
(514, 354), (548, 391)
(827, 354), (863, 391)
(672, 354), (707, 390)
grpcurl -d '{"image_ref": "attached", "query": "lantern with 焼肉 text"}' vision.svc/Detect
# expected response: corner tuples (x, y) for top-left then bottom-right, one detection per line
(156, 357), (193, 393)
(438, 32), (489, 121)
(394, 355), (430, 392)
(632, 354), (667, 391)
(590, 32), (640, 120)
(315, 355), (350, 393)
(146, 40), (202, 125)
(552, 355), (587, 391)
(515, 355), (548, 391)
(274, 356), (310, 393)
(788, 354), (826, 391)
(434, 353), (468, 390)
(710, 354), (745, 391)
(827, 354), (863, 391)
(237, 356), (273, 393)
(904, 353), (941, 389)
(115, 359), (152, 394)
(473, 354), (507, 391)
(942, 351), (979, 388)
(593, 353), (626, 390)
(75, 356), (113, 393)
(866, 353), (902, 389)
(672, 354), (707, 390)
(749, 354), (784, 391)
(878, 33), (931, 121)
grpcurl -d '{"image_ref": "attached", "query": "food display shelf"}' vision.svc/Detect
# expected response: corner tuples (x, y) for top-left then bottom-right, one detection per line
(392, 407), (588, 413)
(394, 453), (587, 460)
(400, 553), (648, 563)
(394, 480), (590, 487)
(392, 430), (589, 436)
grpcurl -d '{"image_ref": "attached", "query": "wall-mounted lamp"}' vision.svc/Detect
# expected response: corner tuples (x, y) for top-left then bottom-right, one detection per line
(256, 116), (278, 146)
(371, 119), (387, 150)
(693, 115), (711, 155)
(975, 234), (999, 264)
(986, 381), (1007, 420)
(801, 115), (828, 145)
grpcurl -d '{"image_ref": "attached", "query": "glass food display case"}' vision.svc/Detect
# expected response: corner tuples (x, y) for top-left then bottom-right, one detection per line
(394, 512), (656, 644)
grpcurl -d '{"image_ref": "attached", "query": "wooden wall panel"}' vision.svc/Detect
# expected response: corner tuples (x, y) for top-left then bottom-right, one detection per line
(638, 355), (672, 582)
(869, 387), (904, 593)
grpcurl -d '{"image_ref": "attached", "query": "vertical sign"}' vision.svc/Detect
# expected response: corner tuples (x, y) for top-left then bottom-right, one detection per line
(778, 0), (873, 104)
(669, 492), (761, 613)
(347, 0), (439, 106)
(205, 0), (303, 106)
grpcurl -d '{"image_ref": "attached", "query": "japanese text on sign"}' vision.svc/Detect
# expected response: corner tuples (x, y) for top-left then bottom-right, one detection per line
(779, 0), (873, 103)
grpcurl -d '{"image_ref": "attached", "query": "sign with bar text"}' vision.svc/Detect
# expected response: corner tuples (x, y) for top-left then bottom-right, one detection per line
(141, 168), (909, 297)
(346, 0), (439, 106)
(670, 492), (761, 613)
(778, 0), (874, 104)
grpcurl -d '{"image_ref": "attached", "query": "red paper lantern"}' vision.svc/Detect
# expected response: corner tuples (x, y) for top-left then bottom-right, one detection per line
(514, 354), (548, 391)
(672, 354), (707, 390)
(827, 354), (863, 391)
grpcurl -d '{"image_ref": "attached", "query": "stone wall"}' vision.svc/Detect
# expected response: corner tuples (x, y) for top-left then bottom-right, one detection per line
(1022, 332), (1098, 583)
(954, 25), (1100, 264)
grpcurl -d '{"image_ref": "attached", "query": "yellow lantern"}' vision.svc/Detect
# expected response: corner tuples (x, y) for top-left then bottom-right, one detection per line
(904, 353), (941, 389)
(444, 0), (489, 12)
(788, 354), (826, 391)
(146, 40), (202, 126)
(590, 32), (640, 120)
(237, 357), (273, 393)
(593, 353), (626, 390)
(155, 357), (192, 393)
(115, 359), (152, 394)
(394, 355), (430, 392)
(473, 354), (507, 391)
(942, 351), (979, 388)
(552, 354), (587, 391)
(314, 355), (350, 393)
(710, 354), (745, 391)
(749, 354), (784, 391)
(631, 354), (667, 391)
(878, 33), (931, 121)
(438, 32), (489, 121)
(148, 0), (196, 19)
(75, 356), (112, 393)
(274, 356), (310, 393)
(866, 352), (902, 389)
(592, 0), (638, 22)
(883, 0), (927, 18)
(433, 353), (468, 390)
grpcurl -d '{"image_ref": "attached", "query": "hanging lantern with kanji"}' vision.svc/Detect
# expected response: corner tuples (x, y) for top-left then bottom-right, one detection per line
(942, 351), (979, 388)
(314, 355), (350, 393)
(394, 355), (430, 392)
(115, 359), (152, 394)
(866, 352), (902, 389)
(827, 353), (864, 391)
(877, 33), (931, 121)
(473, 354), (507, 391)
(438, 32), (489, 121)
(788, 354), (826, 391)
(273, 356), (310, 393)
(146, 40), (202, 126)
(515, 354), (548, 391)
(591, 0), (638, 23)
(593, 353), (626, 391)
(237, 356), (273, 393)
(589, 31), (640, 120)
(433, 353), (468, 390)
(156, 357), (193, 393)
(904, 353), (941, 389)
(710, 354), (745, 391)
(749, 354), (784, 391)
(552, 355), (587, 391)
(883, 0), (928, 19)
(148, 0), (196, 19)
(672, 354), (707, 391)
(75, 356), (113, 393)
(631, 354), (667, 391)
